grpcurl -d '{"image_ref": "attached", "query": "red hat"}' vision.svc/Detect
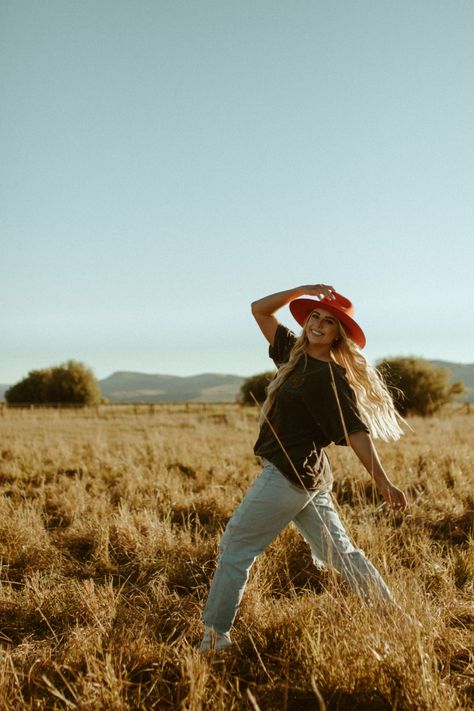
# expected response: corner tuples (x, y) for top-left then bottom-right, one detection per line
(289, 291), (366, 349)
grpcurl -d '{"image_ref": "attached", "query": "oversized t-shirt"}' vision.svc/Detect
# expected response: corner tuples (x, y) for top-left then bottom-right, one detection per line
(253, 324), (369, 491)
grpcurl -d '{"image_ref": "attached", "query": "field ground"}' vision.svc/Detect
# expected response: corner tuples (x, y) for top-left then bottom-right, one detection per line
(0, 403), (472, 710)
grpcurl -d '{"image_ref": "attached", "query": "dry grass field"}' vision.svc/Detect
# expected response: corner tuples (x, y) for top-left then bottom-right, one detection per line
(0, 403), (472, 710)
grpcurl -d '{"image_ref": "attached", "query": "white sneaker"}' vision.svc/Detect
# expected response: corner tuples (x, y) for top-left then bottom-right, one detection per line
(199, 626), (232, 652)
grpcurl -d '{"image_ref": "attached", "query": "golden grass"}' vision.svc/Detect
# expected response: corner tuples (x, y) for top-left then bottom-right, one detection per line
(0, 403), (472, 710)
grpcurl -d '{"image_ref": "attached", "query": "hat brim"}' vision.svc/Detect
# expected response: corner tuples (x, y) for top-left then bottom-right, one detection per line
(289, 299), (366, 349)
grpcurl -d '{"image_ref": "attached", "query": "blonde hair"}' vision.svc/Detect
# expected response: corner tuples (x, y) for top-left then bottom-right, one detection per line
(260, 315), (404, 441)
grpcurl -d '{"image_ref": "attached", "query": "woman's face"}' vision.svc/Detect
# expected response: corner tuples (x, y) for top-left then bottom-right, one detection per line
(305, 309), (340, 349)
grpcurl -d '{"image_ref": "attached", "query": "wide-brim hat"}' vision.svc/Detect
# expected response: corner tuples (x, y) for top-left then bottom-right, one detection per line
(289, 291), (366, 349)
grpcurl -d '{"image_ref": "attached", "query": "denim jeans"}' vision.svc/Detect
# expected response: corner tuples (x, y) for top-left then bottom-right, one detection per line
(203, 459), (394, 634)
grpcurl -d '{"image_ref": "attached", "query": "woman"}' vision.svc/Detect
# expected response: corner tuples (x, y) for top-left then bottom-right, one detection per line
(200, 283), (408, 652)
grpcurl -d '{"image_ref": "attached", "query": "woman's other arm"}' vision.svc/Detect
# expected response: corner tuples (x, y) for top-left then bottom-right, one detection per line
(348, 430), (408, 512)
(251, 283), (335, 346)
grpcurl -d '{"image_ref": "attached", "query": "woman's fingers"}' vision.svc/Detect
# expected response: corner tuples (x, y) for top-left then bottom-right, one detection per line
(388, 487), (408, 512)
(305, 284), (336, 300)
(379, 482), (408, 512)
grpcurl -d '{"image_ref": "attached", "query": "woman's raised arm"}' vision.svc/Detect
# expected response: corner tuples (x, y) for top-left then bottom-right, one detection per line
(251, 283), (335, 345)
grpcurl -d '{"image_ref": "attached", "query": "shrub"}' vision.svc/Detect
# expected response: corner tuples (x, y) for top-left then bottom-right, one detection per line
(238, 371), (276, 405)
(377, 357), (464, 416)
(6, 361), (103, 406)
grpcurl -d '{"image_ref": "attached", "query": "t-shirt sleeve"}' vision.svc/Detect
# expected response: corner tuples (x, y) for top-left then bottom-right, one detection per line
(302, 365), (369, 445)
(268, 324), (297, 367)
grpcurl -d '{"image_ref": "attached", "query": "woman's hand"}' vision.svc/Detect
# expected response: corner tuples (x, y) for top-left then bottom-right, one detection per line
(376, 480), (408, 512)
(300, 284), (336, 300)
(251, 283), (335, 346)
(348, 431), (408, 513)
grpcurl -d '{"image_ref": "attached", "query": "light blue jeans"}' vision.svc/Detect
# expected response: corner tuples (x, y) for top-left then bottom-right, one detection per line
(203, 459), (395, 634)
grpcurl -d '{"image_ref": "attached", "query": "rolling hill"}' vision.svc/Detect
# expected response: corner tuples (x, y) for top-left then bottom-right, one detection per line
(1, 360), (473, 403)
(98, 371), (245, 403)
(98, 361), (474, 403)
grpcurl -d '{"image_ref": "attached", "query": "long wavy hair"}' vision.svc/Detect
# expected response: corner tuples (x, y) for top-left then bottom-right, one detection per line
(260, 313), (404, 441)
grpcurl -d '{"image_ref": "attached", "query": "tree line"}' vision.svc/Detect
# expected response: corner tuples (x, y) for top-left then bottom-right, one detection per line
(4, 357), (465, 416)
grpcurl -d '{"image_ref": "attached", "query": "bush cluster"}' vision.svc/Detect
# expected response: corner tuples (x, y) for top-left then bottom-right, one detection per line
(5, 360), (103, 406)
(238, 370), (276, 405)
(377, 357), (464, 416)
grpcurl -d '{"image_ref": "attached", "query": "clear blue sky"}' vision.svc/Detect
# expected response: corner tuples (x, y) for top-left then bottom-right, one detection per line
(1, 1), (473, 384)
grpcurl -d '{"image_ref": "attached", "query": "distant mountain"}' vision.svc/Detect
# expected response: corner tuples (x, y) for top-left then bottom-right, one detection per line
(99, 362), (474, 403)
(2, 360), (473, 403)
(99, 371), (245, 403)
(430, 360), (474, 401)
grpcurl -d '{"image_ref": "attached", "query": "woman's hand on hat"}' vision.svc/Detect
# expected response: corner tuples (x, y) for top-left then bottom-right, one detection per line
(300, 284), (336, 300)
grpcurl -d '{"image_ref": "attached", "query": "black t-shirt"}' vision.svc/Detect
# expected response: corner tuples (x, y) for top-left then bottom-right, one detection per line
(253, 324), (369, 490)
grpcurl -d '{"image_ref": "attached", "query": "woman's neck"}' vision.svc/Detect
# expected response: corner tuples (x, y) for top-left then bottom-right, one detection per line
(305, 345), (335, 363)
